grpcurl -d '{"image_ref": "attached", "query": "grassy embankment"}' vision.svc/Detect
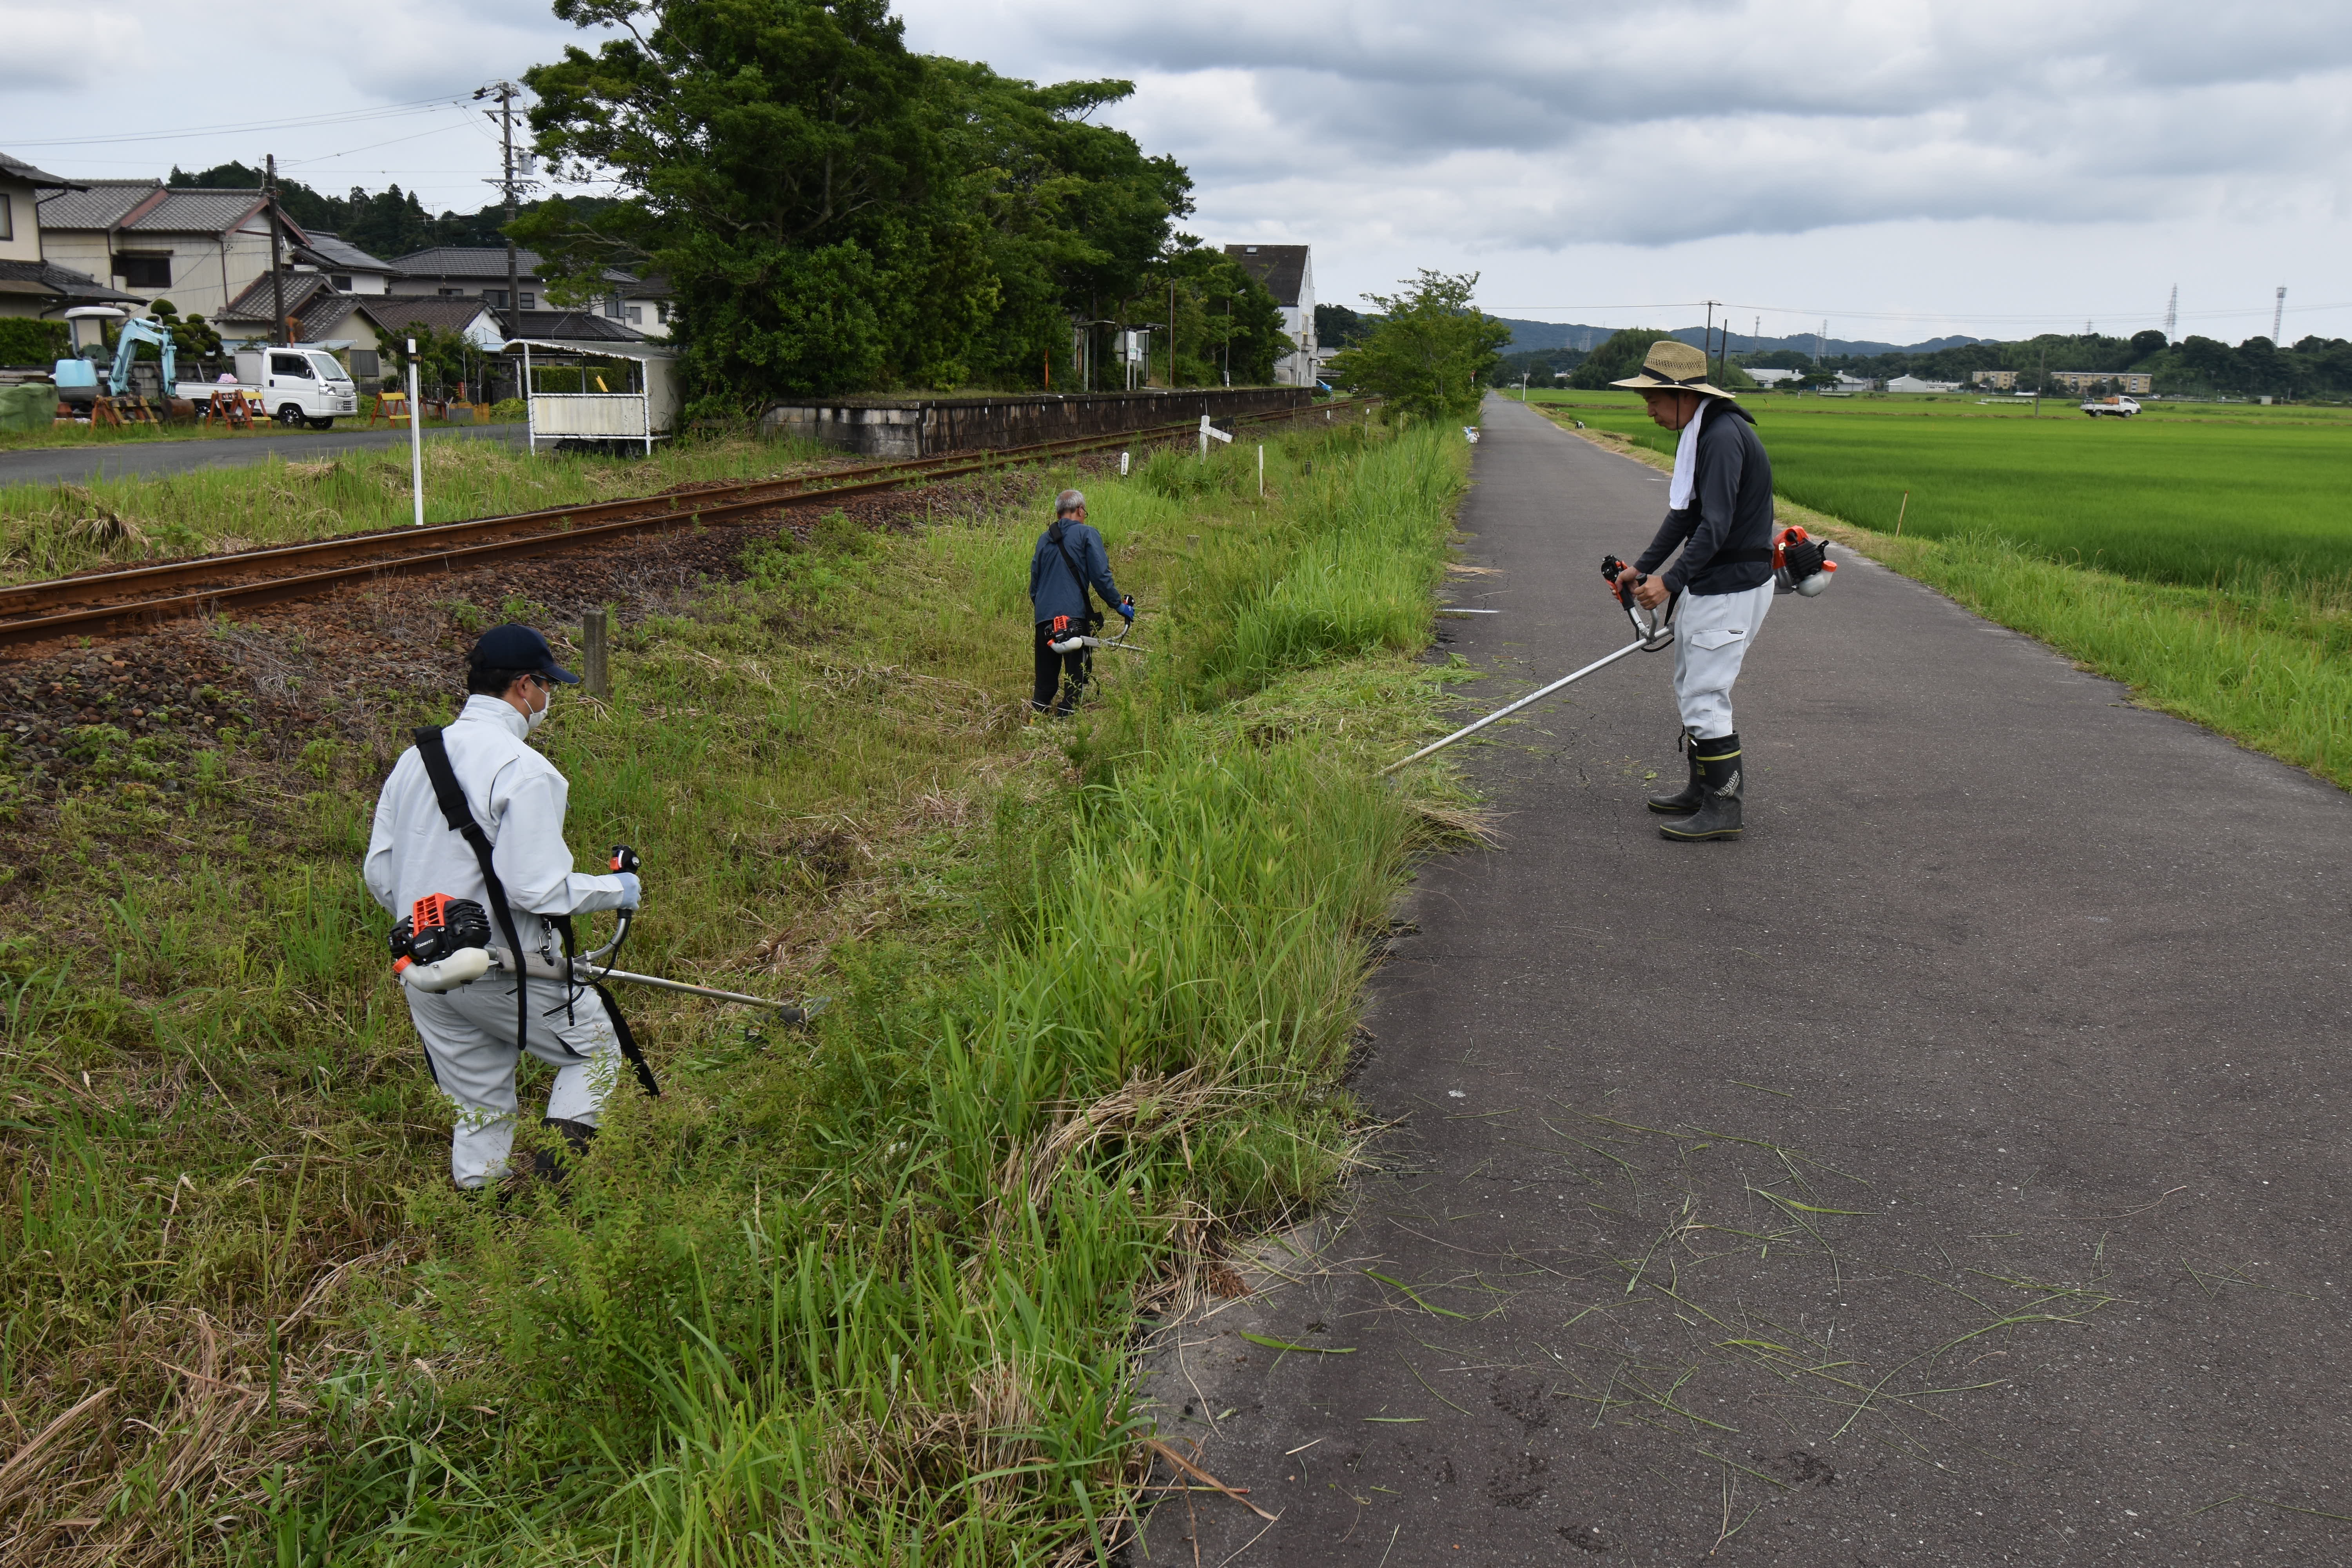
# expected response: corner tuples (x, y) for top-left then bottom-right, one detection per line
(0, 411), (511, 457)
(0, 431), (853, 585)
(1528, 390), (2352, 786)
(0, 419), (1474, 1561)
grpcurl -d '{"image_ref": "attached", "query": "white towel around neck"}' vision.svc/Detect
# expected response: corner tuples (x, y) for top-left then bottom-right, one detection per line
(1667, 399), (1711, 509)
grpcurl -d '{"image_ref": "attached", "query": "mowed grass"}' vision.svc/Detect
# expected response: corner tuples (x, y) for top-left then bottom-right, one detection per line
(1529, 390), (2352, 592)
(0, 418), (1475, 1561)
(1524, 392), (2352, 785)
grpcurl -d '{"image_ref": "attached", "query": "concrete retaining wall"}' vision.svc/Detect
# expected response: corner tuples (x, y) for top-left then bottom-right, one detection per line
(760, 387), (1314, 459)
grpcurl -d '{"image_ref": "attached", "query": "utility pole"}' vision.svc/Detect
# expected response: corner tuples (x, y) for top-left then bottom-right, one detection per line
(264, 154), (287, 346)
(2034, 344), (2046, 417)
(1169, 279), (1177, 387)
(475, 82), (526, 335)
(1703, 299), (1719, 383)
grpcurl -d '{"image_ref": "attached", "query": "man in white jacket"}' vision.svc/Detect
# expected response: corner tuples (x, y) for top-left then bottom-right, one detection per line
(364, 624), (644, 1189)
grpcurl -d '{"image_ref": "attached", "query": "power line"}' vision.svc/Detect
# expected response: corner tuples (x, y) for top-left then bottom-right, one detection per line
(8, 96), (469, 149)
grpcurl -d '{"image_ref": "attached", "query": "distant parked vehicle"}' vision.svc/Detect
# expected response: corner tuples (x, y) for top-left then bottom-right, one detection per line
(175, 347), (358, 430)
(2082, 396), (2141, 419)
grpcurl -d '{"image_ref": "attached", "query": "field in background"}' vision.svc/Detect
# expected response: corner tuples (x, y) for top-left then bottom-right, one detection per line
(1528, 389), (2352, 592)
(0, 430), (843, 586)
(1526, 392), (2352, 786)
(0, 419), (1475, 1561)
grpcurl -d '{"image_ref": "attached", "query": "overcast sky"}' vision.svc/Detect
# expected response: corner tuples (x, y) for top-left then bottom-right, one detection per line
(7, 0), (2348, 343)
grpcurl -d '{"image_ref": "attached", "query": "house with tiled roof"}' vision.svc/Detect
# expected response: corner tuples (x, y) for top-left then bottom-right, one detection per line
(0, 152), (143, 324)
(35, 179), (309, 319)
(290, 232), (396, 294)
(390, 247), (668, 335)
(1223, 243), (1318, 387)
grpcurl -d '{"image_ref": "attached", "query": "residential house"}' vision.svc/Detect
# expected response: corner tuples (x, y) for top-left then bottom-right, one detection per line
(0, 152), (144, 325)
(291, 232), (396, 294)
(621, 276), (672, 338)
(36, 179), (308, 320)
(1222, 243), (1318, 387)
(388, 247), (641, 316)
(2050, 370), (2152, 395)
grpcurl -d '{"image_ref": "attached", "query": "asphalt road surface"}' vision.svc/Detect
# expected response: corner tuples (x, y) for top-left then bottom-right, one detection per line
(0, 422), (523, 488)
(1145, 395), (2350, 1565)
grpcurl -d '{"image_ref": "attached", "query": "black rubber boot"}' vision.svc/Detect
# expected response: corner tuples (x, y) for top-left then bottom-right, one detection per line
(1646, 730), (1704, 814)
(1658, 733), (1742, 841)
(530, 1117), (599, 1182)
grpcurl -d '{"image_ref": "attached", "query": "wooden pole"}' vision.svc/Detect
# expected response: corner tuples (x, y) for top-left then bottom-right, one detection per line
(1896, 490), (1910, 535)
(583, 607), (610, 698)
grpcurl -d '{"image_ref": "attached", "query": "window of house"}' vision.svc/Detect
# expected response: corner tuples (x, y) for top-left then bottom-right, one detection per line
(330, 273), (352, 290)
(520, 292), (535, 310)
(0, 195), (12, 242)
(350, 349), (380, 378)
(114, 254), (172, 289)
(439, 287), (459, 297)
(483, 289), (507, 309)
(626, 305), (643, 325)
(655, 301), (669, 323)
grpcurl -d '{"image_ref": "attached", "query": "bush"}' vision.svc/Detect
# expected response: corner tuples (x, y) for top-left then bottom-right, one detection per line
(0, 318), (69, 368)
(489, 397), (526, 421)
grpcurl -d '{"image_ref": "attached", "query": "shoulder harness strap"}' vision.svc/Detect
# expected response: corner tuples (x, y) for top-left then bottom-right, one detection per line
(413, 725), (532, 1056)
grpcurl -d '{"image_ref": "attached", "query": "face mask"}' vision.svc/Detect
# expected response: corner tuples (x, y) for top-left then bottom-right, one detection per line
(523, 680), (552, 735)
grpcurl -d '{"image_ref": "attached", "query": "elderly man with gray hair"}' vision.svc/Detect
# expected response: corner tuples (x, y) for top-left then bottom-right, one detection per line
(1027, 487), (1133, 716)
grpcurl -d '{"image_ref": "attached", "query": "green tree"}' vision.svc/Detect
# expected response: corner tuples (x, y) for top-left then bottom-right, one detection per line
(1566, 327), (1677, 389)
(1315, 302), (1368, 350)
(1325, 270), (1510, 422)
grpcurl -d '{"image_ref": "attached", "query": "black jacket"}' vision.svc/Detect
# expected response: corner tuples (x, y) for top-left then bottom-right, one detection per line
(1634, 401), (1775, 596)
(1029, 519), (1121, 623)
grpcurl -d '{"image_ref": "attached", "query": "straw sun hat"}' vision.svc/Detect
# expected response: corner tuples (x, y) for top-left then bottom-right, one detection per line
(1609, 337), (1738, 399)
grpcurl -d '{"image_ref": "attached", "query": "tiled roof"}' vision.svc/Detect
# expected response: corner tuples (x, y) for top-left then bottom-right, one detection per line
(504, 309), (645, 342)
(0, 151), (77, 187)
(37, 180), (157, 230)
(125, 189), (273, 236)
(0, 259), (143, 307)
(217, 271), (334, 325)
(294, 232), (393, 273)
(1224, 243), (1308, 308)
(361, 296), (502, 338)
(389, 246), (639, 285)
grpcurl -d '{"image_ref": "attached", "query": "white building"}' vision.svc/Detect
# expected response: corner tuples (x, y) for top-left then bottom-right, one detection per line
(0, 151), (143, 325)
(1223, 243), (1317, 386)
(1747, 368), (1802, 387)
(1887, 374), (1961, 393)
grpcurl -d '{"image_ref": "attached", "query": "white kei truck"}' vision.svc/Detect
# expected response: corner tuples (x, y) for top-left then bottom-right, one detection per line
(176, 347), (360, 430)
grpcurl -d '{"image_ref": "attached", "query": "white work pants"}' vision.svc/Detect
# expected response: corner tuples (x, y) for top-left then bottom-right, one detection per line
(1672, 581), (1774, 740)
(404, 973), (624, 1188)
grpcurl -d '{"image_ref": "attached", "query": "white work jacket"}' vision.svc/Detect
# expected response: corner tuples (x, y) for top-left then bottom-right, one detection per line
(363, 695), (634, 958)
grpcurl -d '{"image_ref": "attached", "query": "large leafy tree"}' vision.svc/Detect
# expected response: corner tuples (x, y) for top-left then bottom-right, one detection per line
(1328, 271), (1510, 422)
(518, 0), (1198, 405)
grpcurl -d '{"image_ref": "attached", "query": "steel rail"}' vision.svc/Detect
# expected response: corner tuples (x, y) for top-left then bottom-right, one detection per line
(0, 399), (1356, 649)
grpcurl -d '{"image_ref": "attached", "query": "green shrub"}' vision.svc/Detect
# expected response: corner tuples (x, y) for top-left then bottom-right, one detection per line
(0, 317), (69, 367)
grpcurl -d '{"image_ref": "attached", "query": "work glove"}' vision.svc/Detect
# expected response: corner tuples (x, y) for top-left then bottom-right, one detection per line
(1118, 595), (1136, 623)
(612, 873), (642, 909)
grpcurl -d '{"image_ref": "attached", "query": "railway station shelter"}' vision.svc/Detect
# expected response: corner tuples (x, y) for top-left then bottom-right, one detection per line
(502, 336), (680, 456)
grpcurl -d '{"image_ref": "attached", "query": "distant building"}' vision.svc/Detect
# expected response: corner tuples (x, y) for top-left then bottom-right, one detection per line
(1747, 368), (1802, 387)
(2050, 370), (2152, 395)
(1969, 369), (2018, 390)
(0, 151), (143, 324)
(292, 232), (395, 295)
(390, 247), (647, 321)
(1223, 243), (1317, 386)
(36, 178), (308, 319)
(1887, 374), (1961, 393)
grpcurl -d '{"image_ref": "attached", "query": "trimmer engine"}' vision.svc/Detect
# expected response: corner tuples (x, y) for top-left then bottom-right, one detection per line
(390, 894), (493, 973)
(1773, 526), (1837, 597)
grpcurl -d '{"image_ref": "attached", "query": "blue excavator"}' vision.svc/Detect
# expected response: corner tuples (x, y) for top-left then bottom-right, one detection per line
(52, 318), (176, 417)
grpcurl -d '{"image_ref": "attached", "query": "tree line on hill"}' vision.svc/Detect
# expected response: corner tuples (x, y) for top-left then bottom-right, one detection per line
(514, 0), (1287, 412)
(1509, 322), (2352, 401)
(163, 163), (610, 261)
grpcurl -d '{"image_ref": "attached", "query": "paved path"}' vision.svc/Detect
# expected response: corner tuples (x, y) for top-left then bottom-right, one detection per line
(1148, 396), (2352, 1564)
(0, 422), (522, 488)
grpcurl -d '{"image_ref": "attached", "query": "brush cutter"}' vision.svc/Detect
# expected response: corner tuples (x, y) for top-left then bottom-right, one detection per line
(390, 854), (824, 1021)
(1377, 555), (1675, 776)
(1046, 601), (1149, 655)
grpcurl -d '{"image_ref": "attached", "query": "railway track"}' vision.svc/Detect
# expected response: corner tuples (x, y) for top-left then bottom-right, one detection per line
(0, 399), (1359, 650)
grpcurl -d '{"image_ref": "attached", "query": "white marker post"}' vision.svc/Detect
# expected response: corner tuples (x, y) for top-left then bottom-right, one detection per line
(1258, 443), (1264, 498)
(406, 337), (425, 527)
(1199, 412), (1232, 462)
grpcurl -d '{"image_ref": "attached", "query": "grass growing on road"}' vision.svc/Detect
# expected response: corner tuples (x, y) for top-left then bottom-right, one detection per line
(0, 428), (837, 587)
(0, 418), (1470, 1561)
(1532, 396), (2352, 786)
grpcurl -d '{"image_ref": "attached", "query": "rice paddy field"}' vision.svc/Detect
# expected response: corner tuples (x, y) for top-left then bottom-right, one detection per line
(1528, 390), (2352, 592)
(1526, 388), (2352, 786)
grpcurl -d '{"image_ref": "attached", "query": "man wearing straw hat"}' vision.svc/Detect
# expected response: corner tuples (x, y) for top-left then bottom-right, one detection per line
(1610, 338), (1778, 841)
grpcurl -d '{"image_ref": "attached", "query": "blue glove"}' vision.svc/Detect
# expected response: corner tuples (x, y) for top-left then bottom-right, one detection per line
(612, 872), (642, 909)
(1118, 595), (1136, 623)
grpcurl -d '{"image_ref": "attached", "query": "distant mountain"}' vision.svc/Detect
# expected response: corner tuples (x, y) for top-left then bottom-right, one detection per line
(1489, 316), (1987, 359)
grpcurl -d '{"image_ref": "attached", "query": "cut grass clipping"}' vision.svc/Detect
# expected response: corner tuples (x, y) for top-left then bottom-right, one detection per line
(1532, 395), (2352, 788)
(0, 417), (1472, 1561)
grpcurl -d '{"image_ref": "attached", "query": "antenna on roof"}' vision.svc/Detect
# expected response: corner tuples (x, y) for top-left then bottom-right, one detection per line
(2163, 284), (2177, 342)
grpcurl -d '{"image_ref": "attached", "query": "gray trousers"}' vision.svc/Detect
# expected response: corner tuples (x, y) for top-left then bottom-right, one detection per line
(1672, 581), (1774, 740)
(404, 973), (622, 1188)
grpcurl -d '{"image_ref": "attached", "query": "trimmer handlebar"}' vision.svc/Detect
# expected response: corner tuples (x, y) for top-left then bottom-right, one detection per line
(1600, 555), (1675, 650)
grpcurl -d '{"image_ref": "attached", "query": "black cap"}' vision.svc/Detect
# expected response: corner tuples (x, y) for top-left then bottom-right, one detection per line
(468, 623), (580, 684)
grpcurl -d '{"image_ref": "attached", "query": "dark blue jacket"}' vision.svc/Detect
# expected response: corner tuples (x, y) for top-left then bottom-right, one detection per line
(1634, 401), (1775, 595)
(1029, 519), (1121, 624)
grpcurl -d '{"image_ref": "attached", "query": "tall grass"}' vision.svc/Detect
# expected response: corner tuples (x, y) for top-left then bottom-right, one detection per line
(0, 428), (835, 585)
(0, 416), (1470, 1561)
